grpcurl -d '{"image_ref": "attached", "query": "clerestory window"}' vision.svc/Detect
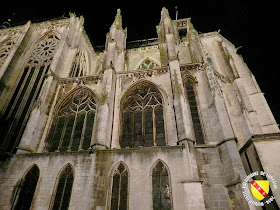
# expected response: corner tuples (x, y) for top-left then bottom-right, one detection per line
(121, 82), (166, 148)
(47, 88), (96, 152)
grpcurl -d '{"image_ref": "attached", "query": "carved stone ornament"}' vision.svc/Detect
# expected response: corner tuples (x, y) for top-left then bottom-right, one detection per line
(206, 67), (223, 97)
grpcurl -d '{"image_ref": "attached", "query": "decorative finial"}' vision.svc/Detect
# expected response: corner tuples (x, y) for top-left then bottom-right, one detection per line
(187, 18), (194, 31)
(161, 7), (170, 19)
(113, 8), (122, 29)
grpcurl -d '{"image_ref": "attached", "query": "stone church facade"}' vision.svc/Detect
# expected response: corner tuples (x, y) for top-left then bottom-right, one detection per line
(0, 7), (279, 210)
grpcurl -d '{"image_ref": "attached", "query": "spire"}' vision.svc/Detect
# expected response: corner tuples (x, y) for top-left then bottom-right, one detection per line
(161, 7), (170, 19)
(187, 18), (195, 31)
(112, 9), (122, 29)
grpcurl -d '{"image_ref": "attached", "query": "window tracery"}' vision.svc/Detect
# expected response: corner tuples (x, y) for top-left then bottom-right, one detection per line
(13, 165), (40, 209)
(47, 88), (96, 152)
(70, 50), (88, 77)
(0, 39), (13, 67)
(0, 33), (60, 154)
(52, 165), (74, 210)
(152, 161), (172, 210)
(110, 163), (129, 210)
(121, 82), (166, 148)
(139, 59), (159, 70)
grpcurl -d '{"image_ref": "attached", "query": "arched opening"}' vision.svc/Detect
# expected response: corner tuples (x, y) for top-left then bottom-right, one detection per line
(13, 165), (40, 209)
(47, 87), (97, 152)
(152, 160), (172, 210)
(120, 82), (166, 148)
(110, 162), (129, 210)
(51, 164), (74, 210)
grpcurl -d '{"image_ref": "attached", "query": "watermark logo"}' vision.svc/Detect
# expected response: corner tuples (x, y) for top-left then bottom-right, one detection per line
(242, 171), (278, 206)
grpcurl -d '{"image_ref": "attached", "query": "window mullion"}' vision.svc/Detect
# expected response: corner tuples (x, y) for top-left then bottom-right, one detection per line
(79, 111), (88, 151)
(58, 116), (68, 151)
(68, 111), (78, 151)
(118, 174), (122, 210)
(152, 106), (156, 146)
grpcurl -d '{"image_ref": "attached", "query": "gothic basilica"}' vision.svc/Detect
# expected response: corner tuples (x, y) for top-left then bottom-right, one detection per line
(0, 7), (279, 210)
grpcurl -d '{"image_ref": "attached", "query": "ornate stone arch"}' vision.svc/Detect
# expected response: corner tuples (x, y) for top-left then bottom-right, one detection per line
(0, 38), (13, 67)
(119, 80), (167, 148)
(138, 58), (159, 70)
(46, 86), (97, 152)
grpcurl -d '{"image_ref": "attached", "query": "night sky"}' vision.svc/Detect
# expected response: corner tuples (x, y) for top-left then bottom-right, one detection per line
(1, 1), (279, 124)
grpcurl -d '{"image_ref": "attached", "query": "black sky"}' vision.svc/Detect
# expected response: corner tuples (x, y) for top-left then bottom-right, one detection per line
(1, 1), (279, 124)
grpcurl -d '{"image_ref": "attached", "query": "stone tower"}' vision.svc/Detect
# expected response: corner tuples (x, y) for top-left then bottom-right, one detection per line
(0, 8), (279, 209)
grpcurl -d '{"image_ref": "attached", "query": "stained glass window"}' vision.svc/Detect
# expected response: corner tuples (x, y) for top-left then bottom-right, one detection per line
(70, 50), (88, 77)
(152, 161), (172, 210)
(111, 163), (128, 210)
(52, 165), (74, 210)
(185, 79), (205, 144)
(13, 165), (40, 209)
(0, 33), (60, 154)
(48, 88), (96, 152)
(121, 82), (166, 148)
(139, 59), (159, 70)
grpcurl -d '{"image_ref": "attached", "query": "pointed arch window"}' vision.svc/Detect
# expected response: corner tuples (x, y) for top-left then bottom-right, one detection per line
(13, 165), (40, 209)
(110, 163), (129, 210)
(47, 88), (96, 152)
(121, 82), (166, 148)
(139, 59), (159, 70)
(70, 50), (88, 77)
(52, 165), (74, 210)
(152, 161), (172, 210)
(185, 79), (205, 144)
(0, 33), (60, 154)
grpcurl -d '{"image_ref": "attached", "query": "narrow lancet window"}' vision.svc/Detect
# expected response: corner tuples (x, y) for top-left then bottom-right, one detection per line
(13, 165), (40, 209)
(152, 161), (172, 210)
(47, 88), (96, 152)
(52, 165), (74, 210)
(121, 82), (166, 148)
(110, 163), (128, 210)
(185, 79), (205, 144)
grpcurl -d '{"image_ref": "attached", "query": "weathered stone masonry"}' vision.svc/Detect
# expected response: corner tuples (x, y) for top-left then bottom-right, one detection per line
(0, 8), (279, 210)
